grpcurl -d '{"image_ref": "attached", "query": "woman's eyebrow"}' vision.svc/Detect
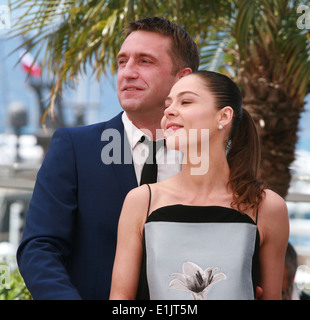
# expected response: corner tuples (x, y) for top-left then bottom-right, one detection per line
(177, 91), (200, 98)
(165, 91), (200, 104)
(168, 91), (200, 100)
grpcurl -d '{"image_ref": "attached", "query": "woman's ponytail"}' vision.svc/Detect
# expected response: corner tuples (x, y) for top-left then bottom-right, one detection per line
(193, 70), (266, 213)
(227, 108), (266, 212)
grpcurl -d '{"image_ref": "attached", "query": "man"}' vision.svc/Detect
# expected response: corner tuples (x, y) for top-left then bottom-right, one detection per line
(282, 242), (310, 300)
(17, 17), (200, 300)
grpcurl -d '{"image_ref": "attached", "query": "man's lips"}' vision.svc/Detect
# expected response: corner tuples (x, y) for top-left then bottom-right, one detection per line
(121, 85), (144, 91)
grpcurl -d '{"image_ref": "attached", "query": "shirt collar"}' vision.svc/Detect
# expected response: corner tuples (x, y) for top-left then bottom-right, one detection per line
(122, 112), (145, 150)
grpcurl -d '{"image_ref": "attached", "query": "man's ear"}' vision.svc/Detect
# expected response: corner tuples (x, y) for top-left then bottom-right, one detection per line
(177, 67), (192, 79)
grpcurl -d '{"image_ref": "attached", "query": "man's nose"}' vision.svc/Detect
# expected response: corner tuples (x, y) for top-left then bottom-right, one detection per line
(121, 59), (139, 79)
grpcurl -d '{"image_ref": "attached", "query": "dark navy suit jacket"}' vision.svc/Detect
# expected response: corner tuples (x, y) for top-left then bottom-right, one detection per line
(17, 112), (138, 299)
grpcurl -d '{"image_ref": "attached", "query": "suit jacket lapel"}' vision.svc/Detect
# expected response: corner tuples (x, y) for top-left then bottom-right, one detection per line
(103, 112), (138, 197)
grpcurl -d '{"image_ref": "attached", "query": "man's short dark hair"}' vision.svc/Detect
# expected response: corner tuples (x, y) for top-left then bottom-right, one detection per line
(285, 242), (298, 282)
(125, 17), (200, 74)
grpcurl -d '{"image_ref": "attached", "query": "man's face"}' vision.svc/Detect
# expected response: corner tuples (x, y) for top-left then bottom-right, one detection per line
(117, 30), (179, 118)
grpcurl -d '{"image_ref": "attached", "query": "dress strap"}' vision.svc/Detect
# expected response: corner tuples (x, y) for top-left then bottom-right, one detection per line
(146, 184), (152, 219)
(255, 207), (259, 225)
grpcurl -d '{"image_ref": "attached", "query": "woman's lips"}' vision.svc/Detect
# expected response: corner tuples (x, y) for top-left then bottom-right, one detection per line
(165, 123), (184, 133)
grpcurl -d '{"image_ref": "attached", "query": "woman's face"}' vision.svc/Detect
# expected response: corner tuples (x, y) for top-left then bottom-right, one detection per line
(161, 74), (220, 152)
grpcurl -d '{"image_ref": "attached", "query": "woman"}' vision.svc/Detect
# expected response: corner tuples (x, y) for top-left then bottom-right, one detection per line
(109, 71), (289, 300)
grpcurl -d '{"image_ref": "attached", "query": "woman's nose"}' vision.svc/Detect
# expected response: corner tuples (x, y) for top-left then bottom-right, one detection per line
(164, 103), (178, 117)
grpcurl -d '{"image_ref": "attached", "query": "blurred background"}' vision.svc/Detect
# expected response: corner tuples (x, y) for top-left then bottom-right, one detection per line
(0, 0), (310, 299)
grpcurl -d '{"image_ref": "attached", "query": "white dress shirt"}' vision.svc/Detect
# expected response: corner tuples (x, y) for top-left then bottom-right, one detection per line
(122, 112), (182, 185)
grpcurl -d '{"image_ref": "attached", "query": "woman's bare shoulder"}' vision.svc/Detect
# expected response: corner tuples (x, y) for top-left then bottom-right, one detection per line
(125, 184), (150, 202)
(122, 184), (152, 215)
(260, 189), (287, 213)
(258, 189), (289, 243)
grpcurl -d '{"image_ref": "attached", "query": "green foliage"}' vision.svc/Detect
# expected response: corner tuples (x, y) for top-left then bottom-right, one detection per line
(233, 0), (310, 103)
(0, 266), (32, 300)
(8, 0), (310, 196)
(10, 0), (310, 113)
(9, 0), (232, 116)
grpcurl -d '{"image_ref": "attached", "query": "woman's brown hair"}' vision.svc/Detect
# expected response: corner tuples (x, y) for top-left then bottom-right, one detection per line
(193, 70), (266, 213)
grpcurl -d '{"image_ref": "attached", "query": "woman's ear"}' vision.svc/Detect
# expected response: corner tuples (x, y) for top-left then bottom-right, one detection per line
(218, 106), (234, 128)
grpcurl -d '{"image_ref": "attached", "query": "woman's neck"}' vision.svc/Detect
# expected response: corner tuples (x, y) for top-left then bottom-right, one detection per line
(178, 146), (231, 196)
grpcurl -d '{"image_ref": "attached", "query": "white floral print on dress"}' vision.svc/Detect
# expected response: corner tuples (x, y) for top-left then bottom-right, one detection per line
(169, 261), (226, 300)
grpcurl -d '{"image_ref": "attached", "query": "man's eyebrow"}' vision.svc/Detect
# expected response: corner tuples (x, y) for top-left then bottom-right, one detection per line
(138, 53), (156, 58)
(116, 52), (126, 60)
(117, 52), (157, 60)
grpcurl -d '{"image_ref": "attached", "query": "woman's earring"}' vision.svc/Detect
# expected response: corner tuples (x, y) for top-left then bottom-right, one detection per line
(218, 124), (223, 130)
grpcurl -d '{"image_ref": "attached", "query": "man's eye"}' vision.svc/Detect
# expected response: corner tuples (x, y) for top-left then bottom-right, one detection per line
(140, 59), (152, 64)
(118, 60), (126, 66)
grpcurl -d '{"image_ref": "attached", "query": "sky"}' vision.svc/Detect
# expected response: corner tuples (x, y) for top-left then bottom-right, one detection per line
(1, 0), (309, 276)
(0, 34), (122, 133)
(297, 95), (310, 151)
(0, 1), (309, 173)
(0, 31), (309, 143)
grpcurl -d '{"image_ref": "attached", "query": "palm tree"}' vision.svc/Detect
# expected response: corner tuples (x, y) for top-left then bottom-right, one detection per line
(10, 0), (310, 197)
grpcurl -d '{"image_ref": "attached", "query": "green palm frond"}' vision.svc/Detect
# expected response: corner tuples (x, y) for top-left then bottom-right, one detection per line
(10, 0), (232, 116)
(234, 0), (310, 104)
(10, 0), (310, 113)
(274, 7), (310, 102)
(200, 37), (230, 71)
(8, 0), (310, 197)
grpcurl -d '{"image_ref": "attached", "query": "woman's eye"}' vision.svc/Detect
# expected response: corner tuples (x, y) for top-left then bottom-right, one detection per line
(181, 100), (192, 105)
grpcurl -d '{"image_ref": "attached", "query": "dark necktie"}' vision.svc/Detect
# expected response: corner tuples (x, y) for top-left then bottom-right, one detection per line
(139, 136), (165, 185)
